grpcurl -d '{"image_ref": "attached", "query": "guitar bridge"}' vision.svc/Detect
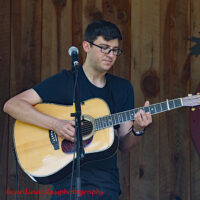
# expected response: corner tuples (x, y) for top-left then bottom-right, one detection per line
(49, 130), (59, 150)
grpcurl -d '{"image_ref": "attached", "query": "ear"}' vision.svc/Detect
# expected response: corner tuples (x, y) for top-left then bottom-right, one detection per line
(82, 41), (90, 53)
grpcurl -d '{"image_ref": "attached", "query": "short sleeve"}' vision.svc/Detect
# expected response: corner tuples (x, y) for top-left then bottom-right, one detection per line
(33, 70), (73, 105)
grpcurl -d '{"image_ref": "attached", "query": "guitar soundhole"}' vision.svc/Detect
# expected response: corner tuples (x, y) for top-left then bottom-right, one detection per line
(61, 137), (93, 154)
(61, 119), (94, 153)
(81, 119), (93, 136)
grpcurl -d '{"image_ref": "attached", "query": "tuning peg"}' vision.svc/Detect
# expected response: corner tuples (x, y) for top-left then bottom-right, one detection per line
(191, 108), (196, 111)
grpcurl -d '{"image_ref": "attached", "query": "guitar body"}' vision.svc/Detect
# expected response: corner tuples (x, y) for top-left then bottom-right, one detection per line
(13, 98), (118, 184)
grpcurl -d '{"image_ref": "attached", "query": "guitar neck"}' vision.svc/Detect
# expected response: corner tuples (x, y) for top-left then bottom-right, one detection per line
(94, 98), (183, 131)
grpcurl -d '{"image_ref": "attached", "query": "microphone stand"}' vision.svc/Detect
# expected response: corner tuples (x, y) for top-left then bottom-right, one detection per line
(70, 59), (85, 200)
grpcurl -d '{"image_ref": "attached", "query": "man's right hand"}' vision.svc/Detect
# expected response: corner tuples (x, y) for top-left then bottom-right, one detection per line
(53, 120), (75, 142)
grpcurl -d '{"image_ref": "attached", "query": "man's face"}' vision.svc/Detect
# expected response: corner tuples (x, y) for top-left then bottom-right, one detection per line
(87, 36), (120, 73)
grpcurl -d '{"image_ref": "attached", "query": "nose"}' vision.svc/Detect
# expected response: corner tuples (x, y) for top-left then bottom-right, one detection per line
(107, 49), (115, 57)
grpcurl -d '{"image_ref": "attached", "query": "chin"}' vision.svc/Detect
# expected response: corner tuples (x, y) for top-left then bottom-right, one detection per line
(103, 63), (113, 70)
(102, 66), (112, 73)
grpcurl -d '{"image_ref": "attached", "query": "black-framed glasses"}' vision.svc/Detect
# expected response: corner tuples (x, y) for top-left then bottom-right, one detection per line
(87, 41), (123, 56)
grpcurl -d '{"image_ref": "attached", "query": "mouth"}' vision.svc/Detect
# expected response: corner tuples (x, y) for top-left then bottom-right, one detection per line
(102, 59), (112, 65)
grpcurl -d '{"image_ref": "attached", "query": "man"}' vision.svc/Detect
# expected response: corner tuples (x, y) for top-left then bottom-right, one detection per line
(4, 20), (152, 199)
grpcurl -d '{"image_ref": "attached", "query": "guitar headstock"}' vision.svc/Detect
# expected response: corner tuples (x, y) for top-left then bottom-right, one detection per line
(182, 94), (200, 107)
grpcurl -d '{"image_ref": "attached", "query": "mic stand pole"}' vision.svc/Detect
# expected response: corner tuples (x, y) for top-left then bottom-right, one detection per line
(70, 60), (85, 200)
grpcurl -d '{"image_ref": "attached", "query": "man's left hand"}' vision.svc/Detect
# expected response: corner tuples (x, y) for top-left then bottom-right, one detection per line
(133, 101), (152, 132)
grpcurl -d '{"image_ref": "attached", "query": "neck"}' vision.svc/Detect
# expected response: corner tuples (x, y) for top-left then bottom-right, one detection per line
(83, 63), (106, 88)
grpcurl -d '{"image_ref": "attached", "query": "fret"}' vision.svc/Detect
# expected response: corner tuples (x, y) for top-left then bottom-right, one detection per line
(174, 98), (182, 107)
(125, 111), (131, 121)
(161, 102), (168, 111)
(149, 105), (156, 114)
(144, 106), (150, 113)
(102, 117), (106, 128)
(107, 115), (113, 126)
(95, 119), (99, 130)
(96, 118), (101, 130)
(114, 114), (119, 124)
(94, 119), (97, 130)
(166, 99), (170, 110)
(106, 116), (110, 126)
(130, 110), (135, 120)
(97, 118), (101, 129)
(122, 112), (126, 122)
(155, 103), (162, 113)
(169, 100), (175, 109)
(102, 117), (107, 128)
(107, 116), (111, 127)
(117, 113), (123, 123)
(106, 117), (110, 127)
(99, 118), (104, 129)
(134, 108), (139, 114)
(111, 114), (116, 125)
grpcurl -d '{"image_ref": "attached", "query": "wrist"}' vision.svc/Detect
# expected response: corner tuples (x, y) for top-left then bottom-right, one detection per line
(132, 126), (145, 136)
(51, 118), (60, 132)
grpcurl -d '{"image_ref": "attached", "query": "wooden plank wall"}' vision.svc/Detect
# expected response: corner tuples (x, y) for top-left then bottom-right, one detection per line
(0, 1), (11, 200)
(0, 0), (200, 200)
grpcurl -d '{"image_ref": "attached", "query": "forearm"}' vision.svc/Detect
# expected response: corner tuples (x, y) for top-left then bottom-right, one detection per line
(3, 99), (58, 131)
(119, 130), (141, 152)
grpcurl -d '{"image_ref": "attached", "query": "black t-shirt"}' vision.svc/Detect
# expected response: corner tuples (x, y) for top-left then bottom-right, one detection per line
(33, 66), (134, 193)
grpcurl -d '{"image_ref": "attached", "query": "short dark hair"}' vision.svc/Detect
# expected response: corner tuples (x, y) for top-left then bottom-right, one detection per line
(84, 20), (122, 42)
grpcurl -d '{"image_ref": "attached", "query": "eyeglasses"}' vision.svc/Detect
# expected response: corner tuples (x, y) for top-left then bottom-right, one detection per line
(87, 41), (123, 56)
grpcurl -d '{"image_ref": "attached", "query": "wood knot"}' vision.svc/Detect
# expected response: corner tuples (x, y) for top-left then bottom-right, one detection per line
(105, 1), (114, 14)
(117, 9), (128, 23)
(91, 11), (103, 21)
(85, 8), (103, 21)
(141, 70), (160, 98)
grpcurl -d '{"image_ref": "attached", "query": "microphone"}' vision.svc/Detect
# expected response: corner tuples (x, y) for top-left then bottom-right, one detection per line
(68, 46), (79, 66)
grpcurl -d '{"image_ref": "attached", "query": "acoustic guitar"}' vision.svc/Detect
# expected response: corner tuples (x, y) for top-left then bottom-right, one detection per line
(13, 95), (200, 184)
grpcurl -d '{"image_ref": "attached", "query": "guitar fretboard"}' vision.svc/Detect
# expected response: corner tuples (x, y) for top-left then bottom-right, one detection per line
(94, 98), (183, 131)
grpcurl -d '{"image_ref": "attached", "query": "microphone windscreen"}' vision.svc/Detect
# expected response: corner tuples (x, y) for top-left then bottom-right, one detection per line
(68, 46), (79, 56)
